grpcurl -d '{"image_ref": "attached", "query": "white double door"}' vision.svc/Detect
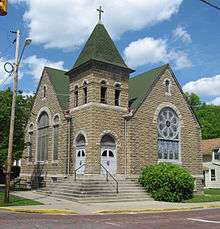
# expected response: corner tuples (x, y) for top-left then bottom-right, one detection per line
(101, 147), (116, 175)
(75, 147), (86, 174)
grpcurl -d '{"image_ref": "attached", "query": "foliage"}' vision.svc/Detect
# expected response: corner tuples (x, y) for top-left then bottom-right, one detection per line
(0, 89), (33, 168)
(0, 191), (42, 206)
(185, 93), (220, 139)
(139, 163), (194, 202)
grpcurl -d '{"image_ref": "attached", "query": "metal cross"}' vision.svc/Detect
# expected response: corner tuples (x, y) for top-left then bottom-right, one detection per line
(97, 6), (104, 21)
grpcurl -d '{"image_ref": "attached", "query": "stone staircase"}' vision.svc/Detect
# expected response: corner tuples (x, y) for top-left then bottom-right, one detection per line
(37, 175), (152, 203)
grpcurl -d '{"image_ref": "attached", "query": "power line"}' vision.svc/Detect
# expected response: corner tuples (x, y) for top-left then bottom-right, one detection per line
(199, 0), (220, 11)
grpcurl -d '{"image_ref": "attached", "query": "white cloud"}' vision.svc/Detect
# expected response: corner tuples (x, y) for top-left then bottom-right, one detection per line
(23, 55), (66, 80)
(183, 74), (220, 97)
(124, 37), (191, 69)
(22, 91), (34, 97)
(208, 97), (220, 105)
(172, 26), (192, 43)
(11, 0), (183, 49)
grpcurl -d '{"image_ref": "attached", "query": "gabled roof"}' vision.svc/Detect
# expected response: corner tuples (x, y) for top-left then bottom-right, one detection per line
(45, 67), (69, 110)
(201, 138), (220, 156)
(72, 23), (129, 70)
(128, 64), (168, 109)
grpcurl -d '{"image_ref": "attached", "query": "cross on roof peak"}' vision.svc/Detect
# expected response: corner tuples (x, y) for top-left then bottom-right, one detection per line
(97, 6), (104, 22)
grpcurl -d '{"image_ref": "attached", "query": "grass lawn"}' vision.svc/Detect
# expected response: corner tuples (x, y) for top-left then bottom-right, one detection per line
(0, 191), (43, 207)
(184, 188), (220, 203)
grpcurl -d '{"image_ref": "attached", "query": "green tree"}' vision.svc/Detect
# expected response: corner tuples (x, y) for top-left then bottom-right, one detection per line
(185, 92), (220, 139)
(0, 89), (33, 168)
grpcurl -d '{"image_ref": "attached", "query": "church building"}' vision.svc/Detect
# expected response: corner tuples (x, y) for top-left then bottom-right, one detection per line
(20, 16), (203, 191)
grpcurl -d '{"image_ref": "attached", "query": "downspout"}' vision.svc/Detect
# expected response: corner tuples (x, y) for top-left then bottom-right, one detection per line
(123, 110), (133, 178)
(65, 110), (72, 176)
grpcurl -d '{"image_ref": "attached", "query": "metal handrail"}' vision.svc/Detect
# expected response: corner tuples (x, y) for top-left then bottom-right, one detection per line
(100, 163), (119, 194)
(74, 164), (86, 181)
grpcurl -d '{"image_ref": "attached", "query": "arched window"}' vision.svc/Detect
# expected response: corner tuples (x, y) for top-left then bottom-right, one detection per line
(74, 85), (79, 107)
(115, 83), (121, 106)
(157, 107), (180, 161)
(37, 112), (49, 162)
(83, 81), (88, 104)
(53, 115), (59, 161)
(43, 85), (47, 98)
(165, 79), (171, 94)
(100, 80), (107, 104)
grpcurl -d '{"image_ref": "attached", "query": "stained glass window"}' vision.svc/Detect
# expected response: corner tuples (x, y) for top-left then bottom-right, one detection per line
(37, 112), (49, 162)
(157, 107), (180, 161)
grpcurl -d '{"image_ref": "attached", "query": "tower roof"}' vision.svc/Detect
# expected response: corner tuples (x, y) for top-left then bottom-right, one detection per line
(72, 23), (130, 70)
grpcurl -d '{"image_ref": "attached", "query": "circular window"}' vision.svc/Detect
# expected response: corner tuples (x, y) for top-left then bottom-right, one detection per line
(157, 107), (179, 140)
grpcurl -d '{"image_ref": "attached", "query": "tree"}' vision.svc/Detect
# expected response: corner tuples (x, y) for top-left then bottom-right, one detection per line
(185, 92), (220, 139)
(0, 89), (33, 168)
(185, 92), (202, 107)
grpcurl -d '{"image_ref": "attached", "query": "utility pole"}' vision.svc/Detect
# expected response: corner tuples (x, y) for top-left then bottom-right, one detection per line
(4, 30), (20, 203)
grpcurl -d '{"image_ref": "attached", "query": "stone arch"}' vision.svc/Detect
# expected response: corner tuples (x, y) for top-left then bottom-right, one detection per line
(153, 102), (184, 127)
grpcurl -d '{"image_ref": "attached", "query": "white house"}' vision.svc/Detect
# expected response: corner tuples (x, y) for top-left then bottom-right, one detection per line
(202, 138), (220, 188)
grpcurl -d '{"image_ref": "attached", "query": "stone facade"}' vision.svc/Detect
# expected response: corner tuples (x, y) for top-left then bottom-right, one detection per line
(20, 22), (203, 192)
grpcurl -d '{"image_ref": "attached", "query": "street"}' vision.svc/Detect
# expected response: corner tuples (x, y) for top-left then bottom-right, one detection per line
(0, 208), (220, 229)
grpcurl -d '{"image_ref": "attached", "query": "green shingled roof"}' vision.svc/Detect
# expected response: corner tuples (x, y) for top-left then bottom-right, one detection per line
(45, 67), (69, 110)
(73, 23), (128, 69)
(129, 64), (168, 109)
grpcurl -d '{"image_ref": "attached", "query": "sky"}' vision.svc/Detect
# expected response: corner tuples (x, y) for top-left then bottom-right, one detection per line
(0, 0), (220, 104)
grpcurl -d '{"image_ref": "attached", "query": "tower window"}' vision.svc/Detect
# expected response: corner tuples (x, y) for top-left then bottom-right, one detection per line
(43, 85), (47, 98)
(74, 86), (79, 107)
(165, 79), (171, 94)
(100, 80), (107, 104)
(115, 83), (121, 106)
(83, 82), (88, 104)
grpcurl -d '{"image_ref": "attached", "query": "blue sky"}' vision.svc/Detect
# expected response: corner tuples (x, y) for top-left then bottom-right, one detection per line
(1, 0), (220, 104)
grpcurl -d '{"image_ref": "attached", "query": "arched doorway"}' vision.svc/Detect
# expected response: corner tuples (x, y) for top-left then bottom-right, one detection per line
(100, 134), (117, 175)
(75, 134), (86, 174)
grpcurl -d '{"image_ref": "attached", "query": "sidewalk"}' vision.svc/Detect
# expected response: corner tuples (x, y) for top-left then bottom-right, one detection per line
(1, 191), (220, 215)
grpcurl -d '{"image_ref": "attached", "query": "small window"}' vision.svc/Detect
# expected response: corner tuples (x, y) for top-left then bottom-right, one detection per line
(74, 86), (79, 107)
(53, 115), (59, 124)
(109, 151), (114, 157)
(214, 149), (220, 160)
(82, 150), (85, 157)
(115, 84), (121, 106)
(100, 81), (107, 104)
(165, 79), (171, 94)
(77, 151), (81, 157)
(211, 169), (216, 181)
(102, 150), (107, 157)
(83, 82), (88, 104)
(43, 85), (47, 98)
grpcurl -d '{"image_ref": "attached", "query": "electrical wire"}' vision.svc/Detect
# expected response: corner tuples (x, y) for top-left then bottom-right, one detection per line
(199, 0), (220, 11)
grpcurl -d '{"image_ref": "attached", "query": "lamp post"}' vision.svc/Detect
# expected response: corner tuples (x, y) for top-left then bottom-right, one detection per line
(4, 30), (31, 203)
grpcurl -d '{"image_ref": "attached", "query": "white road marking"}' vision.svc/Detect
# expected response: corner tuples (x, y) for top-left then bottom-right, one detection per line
(187, 218), (220, 224)
(105, 222), (122, 227)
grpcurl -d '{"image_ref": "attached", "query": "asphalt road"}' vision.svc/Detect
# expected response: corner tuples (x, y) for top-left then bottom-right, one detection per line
(0, 208), (220, 229)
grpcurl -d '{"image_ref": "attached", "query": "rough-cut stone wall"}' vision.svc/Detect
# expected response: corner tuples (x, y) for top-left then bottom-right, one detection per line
(69, 64), (129, 175)
(20, 70), (69, 183)
(127, 69), (203, 191)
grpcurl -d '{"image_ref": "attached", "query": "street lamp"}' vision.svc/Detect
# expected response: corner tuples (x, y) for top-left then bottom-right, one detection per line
(4, 30), (32, 204)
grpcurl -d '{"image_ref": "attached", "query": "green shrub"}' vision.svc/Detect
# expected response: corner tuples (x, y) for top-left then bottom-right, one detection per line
(139, 163), (194, 202)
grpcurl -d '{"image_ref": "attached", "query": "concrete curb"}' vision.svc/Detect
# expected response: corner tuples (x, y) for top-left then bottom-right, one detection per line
(95, 205), (220, 214)
(0, 207), (79, 215)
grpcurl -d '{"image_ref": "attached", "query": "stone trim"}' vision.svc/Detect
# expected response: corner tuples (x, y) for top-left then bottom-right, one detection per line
(153, 102), (184, 127)
(70, 102), (128, 113)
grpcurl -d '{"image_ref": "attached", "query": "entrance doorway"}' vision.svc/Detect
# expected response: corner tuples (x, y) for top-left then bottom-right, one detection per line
(75, 134), (86, 174)
(100, 134), (116, 175)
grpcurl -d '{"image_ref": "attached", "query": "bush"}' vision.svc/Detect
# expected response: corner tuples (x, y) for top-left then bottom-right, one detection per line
(139, 163), (194, 202)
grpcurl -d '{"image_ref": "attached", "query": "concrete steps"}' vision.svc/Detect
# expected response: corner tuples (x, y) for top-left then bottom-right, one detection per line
(37, 175), (152, 203)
